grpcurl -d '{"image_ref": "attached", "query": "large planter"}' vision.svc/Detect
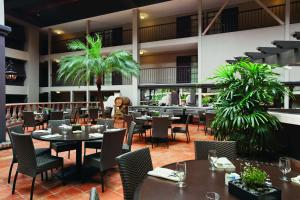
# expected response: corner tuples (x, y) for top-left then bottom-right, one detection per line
(228, 180), (281, 200)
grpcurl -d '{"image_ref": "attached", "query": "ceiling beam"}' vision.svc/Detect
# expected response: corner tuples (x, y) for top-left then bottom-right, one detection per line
(254, 0), (284, 25)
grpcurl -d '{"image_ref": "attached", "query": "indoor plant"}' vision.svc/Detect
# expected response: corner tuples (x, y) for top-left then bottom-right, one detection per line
(229, 164), (281, 200)
(210, 60), (291, 157)
(57, 34), (140, 115)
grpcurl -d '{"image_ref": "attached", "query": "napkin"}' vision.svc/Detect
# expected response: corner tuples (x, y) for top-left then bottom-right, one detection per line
(41, 134), (61, 139)
(147, 167), (181, 182)
(106, 128), (122, 132)
(91, 125), (103, 129)
(34, 130), (50, 133)
(89, 133), (103, 138)
(291, 175), (300, 185)
(214, 157), (236, 170)
(73, 130), (82, 134)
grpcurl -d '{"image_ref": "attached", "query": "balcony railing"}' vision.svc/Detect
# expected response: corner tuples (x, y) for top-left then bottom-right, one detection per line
(139, 66), (198, 85)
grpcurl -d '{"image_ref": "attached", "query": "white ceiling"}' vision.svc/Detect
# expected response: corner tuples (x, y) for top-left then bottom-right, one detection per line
(41, 0), (253, 34)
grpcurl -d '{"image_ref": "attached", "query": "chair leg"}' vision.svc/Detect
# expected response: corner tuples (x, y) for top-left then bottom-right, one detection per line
(30, 176), (36, 200)
(12, 171), (18, 194)
(100, 172), (105, 192)
(45, 171), (48, 180)
(68, 151), (70, 159)
(8, 161), (14, 183)
(41, 172), (43, 181)
(56, 152), (58, 157)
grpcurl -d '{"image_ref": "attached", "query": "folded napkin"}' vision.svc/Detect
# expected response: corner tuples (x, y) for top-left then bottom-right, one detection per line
(41, 134), (61, 139)
(147, 167), (181, 182)
(89, 133), (103, 138)
(34, 130), (50, 133)
(59, 125), (72, 129)
(214, 157), (236, 170)
(291, 175), (300, 185)
(91, 125), (104, 129)
(73, 130), (82, 134)
(106, 128), (122, 132)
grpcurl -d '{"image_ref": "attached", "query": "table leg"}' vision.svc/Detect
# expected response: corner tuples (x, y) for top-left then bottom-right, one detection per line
(76, 141), (82, 171)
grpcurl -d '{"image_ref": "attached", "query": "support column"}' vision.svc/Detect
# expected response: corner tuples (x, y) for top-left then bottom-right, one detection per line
(0, 0), (12, 142)
(47, 28), (52, 102)
(25, 27), (40, 102)
(283, 0), (291, 108)
(197, 0), (203, 107)
(131, 9), (140, 106)
(86, 20), (90, 105)
(70, 90), (74, 102)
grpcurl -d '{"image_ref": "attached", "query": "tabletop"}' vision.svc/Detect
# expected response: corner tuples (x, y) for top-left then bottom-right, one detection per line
(32, 127), (105, 142)
(135, 116), (180, 121)
(134, 160), (300, 200)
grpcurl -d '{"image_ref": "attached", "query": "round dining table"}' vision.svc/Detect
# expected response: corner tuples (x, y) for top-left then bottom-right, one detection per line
(32, 127), (103, 180)
(134, 160), (300, 200)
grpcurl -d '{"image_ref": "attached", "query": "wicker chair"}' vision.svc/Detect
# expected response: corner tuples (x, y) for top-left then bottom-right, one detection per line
(116, 148), (153, 200)
(49, 111), (64, 120)
(197, 110), (206, 130)
(11, 133), (63, 200)
(48, 120), (77, 159)
(89, 187), (100, 200)
(7, 125), (51, 184)
(89, 108), (99, 123)
(194, 140), (237, 160)
(204, 112), (216, 135)
(122, 121), (136, 154)
(151, 117), (170, 148)
(83, 129), (126, 192)
(172, 114), (191, 143)
(23, 111), (44, 131)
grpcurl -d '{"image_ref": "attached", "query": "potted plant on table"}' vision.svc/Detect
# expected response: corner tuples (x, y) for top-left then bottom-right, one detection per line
(57, 34), (140, 116)
(229, 164), (281, 199)
(210, 60), (292, 159)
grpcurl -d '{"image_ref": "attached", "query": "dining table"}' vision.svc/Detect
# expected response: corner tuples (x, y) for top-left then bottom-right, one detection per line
(134, 160), (300, 200)
(135, 116), (181, 121)
(32, 126), (104, 180)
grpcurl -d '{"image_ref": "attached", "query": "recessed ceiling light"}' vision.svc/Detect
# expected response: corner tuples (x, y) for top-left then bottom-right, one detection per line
(53, 30), (64, 35)
(139, 50), (144, 55)
(53, 59), (60, 63)
(140, 13), (148, 20)
(56, 91), (61, 94)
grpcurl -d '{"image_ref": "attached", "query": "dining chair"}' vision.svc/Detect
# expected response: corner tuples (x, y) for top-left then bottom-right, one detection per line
(122, 121), (136, 154)
(49, 111), (64, 120)
(10, 133), (64, 200)
(194, 140), (237, 160)
(89, 187), (100, 200)
(78, 107), (88, 122)
(83, 129), (126, 192)
(132, 111), (142, 118)
(197, 110), (206, 130)
(103, 107), (113, 118)
(124, 114), (145, 139)
(7, 125), (51, 184)
(172, 114), (191, 143)
(204, 112), (216, 135)
(151, 117), (170, 148)
(48, 120), (77, 159)
(23, 111), (44, 131)
(96, 119), (114, 128)
(116, 147), (153, 200)
(89, 108), (99, 123)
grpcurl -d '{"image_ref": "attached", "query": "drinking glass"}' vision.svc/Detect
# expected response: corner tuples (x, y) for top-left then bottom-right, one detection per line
(279, 157), (291, 181)
(176, 162), (187, 188)
(208, 150), (218, 171)
(206, 192), (220, 200)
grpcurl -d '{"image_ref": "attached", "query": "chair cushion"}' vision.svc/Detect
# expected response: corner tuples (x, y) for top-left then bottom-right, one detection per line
(85, 140), (102, 149)
(51, 141), (77, 152)
(37, 155), (63, 172)
(35, 148), (51, 156)
(84, 152), (101, 169)
(172, 127), (187, 133)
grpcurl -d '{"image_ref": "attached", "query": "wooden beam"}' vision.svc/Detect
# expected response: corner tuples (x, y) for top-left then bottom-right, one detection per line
(254, 0), (284, 25)
(202, 0), (229, 36)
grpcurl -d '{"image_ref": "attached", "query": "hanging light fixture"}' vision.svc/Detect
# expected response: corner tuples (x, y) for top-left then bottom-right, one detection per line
(5, 60), (17, 81)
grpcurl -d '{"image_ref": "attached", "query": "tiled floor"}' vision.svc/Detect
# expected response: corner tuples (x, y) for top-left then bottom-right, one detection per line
(0, 120), (213, 200)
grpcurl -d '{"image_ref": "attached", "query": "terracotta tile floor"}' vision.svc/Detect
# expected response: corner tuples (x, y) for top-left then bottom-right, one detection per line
(0, 120), (213, 200)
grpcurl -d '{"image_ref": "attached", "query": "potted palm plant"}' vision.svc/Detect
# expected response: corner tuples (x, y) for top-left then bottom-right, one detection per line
(210, 60), (291, 158)
(57, 34), (140, 115)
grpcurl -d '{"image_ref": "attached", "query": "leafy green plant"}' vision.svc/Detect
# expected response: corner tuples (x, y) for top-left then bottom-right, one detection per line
(202, 96), (214, 106)
(58, 34), (140, 114)
(210, 60), (291, 156)
(241, 165), (267, 189)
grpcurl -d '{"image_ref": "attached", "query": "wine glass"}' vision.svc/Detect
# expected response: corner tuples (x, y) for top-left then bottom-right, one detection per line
(279, 157), (291, 181)
(206, 192), (220, 200)
(208, 150), (218, 171)
(176, 162), (187, 188)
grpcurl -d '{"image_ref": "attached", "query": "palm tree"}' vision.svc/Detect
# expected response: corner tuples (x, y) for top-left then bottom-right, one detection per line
(57, 34), (140, 115)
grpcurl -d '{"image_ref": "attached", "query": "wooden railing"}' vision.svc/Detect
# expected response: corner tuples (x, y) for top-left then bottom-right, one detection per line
(5, 101), (99, 127)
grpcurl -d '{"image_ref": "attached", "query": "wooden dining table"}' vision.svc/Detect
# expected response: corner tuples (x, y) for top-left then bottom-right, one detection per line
(134, 160), (300, 200)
